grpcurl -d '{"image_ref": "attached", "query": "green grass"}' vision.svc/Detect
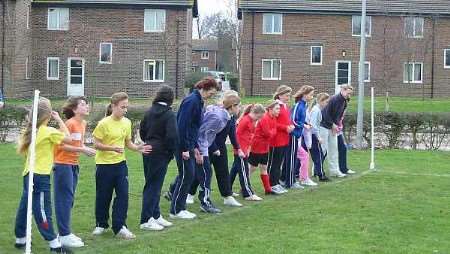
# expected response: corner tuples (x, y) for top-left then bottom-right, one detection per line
(0, 144), (449, 253)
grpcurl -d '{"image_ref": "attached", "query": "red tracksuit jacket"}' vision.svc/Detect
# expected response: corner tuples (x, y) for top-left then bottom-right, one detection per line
(236, 114), (255, 157)
(251, 112), (277, 154)
(270, 103), (291, 147)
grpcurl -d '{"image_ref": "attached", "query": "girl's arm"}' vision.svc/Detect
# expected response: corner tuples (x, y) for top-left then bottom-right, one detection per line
(125, 139), (152, 154)
(94, 137), (124, 153)
(52, 111), (72, 143)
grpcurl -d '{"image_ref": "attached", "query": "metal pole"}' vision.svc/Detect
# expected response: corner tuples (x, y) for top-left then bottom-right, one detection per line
(370, 87), (375, 170)
(356, 0), (367, 148)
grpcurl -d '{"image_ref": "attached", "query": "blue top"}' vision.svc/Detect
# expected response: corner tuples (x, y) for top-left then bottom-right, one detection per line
(176, 89), (204, 152)
(291, 99), (307, 138)
(197, 105), (230, 156)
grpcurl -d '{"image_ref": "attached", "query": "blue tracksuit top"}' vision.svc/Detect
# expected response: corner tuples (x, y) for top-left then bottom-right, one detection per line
(291, 99), (307, 138)
(176, 89), (204, 152)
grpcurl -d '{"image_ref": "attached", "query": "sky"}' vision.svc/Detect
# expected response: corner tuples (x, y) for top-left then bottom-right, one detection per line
(197, 0), (236, 17)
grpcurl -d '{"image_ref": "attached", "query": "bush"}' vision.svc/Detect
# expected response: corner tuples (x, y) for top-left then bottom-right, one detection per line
(227, 73), (239, 92)
(185, 72), (210, 92)
(0, 106), (28, 142)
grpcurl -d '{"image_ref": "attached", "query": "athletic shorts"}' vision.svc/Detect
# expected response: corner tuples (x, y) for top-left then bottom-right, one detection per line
(248, 152), (268, 167)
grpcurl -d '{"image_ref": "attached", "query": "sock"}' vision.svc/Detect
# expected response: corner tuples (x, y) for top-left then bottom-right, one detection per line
(48, 238), (62, 249)
(16, 237), (26, 244)
(260, 174), (272, 193)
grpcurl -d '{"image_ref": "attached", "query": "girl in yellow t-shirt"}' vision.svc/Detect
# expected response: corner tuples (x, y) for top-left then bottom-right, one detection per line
(14, 97), (72, 253)
(92, 92), (151, 240)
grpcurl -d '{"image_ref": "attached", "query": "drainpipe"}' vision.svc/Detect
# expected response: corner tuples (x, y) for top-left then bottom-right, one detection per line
(1, 0), (6, 97)
(250, 12), (255, 96)
(175, 18), (180, 99)
(430, 16), (436, 99)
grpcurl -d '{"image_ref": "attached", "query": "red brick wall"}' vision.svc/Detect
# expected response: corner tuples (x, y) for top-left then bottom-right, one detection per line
(240, 12), (450, 98)
(192, 50), (216, 71)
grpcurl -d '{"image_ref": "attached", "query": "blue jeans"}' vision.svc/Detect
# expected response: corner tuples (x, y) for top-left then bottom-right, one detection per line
(15, 174), (57, 241)
(53, 164), (79, 236)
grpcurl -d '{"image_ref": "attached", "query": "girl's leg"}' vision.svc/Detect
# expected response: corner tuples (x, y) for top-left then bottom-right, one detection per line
(95, 165), (114, 229)
(337, 134), (349, 173)
(53, 164), (74, 237)
(212, 147), (232, 198)
(170, 151), (196, 214)
(237, 156), (254, 197)
(299, 139), (310, 181)
(259, 164), (272, 193)
(111, 162), (129, 234)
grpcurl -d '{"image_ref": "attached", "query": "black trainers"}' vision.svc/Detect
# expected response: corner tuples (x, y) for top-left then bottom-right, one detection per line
(50, 246), (73, 253)
(319, 176), (331, 182)
(200, 203), (222, 214)
(14, 243), (25, 249)
(163, 191), (172, 201)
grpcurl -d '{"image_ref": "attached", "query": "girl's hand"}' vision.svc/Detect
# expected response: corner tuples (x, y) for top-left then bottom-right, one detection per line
(287, 125), (295, 133)
(51, 111), (63, 122)
(318, 138), (324, 144)
(139, 144), (152, 154)
(182, 151), (190, 160)
(304, 124), (312, 130)
(112, 146), (124, 154)
(237, 149), (245, 158)
(213, 150), (221, 156)
(194, 149), (203, 164)
(82, 146), (96, 157)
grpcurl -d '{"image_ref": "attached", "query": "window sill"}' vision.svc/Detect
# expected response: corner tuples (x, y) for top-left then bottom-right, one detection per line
(262, 78), (281, 81)
(47, 78), (59, 81)
(143, 80), (165, 83)
(144, 30), (165, 33)
(310, 63), (322, 66)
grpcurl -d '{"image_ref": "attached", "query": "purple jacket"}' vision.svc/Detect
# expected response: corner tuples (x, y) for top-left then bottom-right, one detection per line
(197, 105), (231, 156)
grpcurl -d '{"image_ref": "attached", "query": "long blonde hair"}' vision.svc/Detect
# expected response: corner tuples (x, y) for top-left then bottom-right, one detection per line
(17, 97), (53, 154)
(222, 90), (241, 110)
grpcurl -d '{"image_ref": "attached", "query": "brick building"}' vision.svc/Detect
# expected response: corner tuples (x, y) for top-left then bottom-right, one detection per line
(1, 0), (198, 98)
(192, 39), (218, 73)
(238, 0), (450, 98)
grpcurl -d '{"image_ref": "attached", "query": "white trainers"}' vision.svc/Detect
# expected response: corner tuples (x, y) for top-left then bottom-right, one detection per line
(169, 210), (197, 220)
(186, 194), (195, 204)
(245, 194), (263, 201)
(232, 192), (240, 197)
(116, 226), (136, 240)
(224, 196), (243, 207)
(155, 216), (173, 227)
(346, 169), (356, 174)
(301, 178), (318, 186)
(140, 218), (164, 231)
(291, 182), (305, 189)
(59, 234), (85, 248)
(92, 227), (107, 236)
(330, 171), (347, 178)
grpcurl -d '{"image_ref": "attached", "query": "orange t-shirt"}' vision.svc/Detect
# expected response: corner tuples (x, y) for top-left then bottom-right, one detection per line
(54, 118), (86, 165)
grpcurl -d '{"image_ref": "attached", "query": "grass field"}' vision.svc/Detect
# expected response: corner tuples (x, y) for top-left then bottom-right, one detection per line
(0, 144), (449, 253)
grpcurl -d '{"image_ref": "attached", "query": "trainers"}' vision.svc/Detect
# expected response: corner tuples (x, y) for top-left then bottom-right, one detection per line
(301, 178), (318, 186)
(319, 176), (331, 182)
(200, 203), (222, 214)
(224, 196), (243, 207)
(155, 216), (173, 227)
(14, 237), (26, 249)
(116, 226), (136, 240)
(270, 185), (284, 195)
(169, 210), (197, 219)
(279, 180), (286, 187)
(92, 227), (107, 236)
(59, 234), (84, 248)
(232, 192), (240, 197)
(329, 171), (347, 178)
(186, 194), (195, 204)
(163, 191), (172, 201)
(245, 194), (263, 201)
(291, 182), (305, 189)
(346, 169), (356, 174)
(50, 246), (73, 253)
(140, 218), (164, 231)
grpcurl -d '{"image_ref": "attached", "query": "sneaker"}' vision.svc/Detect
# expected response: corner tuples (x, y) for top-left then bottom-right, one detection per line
(319, 176), (331, 182)
(92, 227), (107, 236)
(270, 185), (284, 195)
(140, 218), (164, 231)
(164, 191), (172, 201)
(301, 178), (318, 186)
(329, 171), (347, 178)
(116, 226), (136, 240)
(224, 196), (243, 207)
(279, 180), (286, 187)
(14, 237), (26, 249)
(50, 246), (73, 253)
(155, 216), (173, 227)
(232, 192), (240, 197)
(200, 203), (222, 214)
(186, 194), (195, 204)
(59, 234), (84, 248)
(245, 194), (263, 201)
(169, 210), (197, 219)
(291, 182), (305, 189)
(346, 169), (356, 174)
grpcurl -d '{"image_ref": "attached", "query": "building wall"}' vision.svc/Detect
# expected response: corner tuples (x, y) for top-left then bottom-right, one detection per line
(192, 49), (216, 71)
(240, 12), (450, 97)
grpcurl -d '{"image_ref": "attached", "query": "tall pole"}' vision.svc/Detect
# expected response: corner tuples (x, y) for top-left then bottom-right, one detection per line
(356, 0), (367, 148)
(370, 87), (375, 170)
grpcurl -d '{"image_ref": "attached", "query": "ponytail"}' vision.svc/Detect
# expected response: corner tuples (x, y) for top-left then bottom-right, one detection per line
(105, 104), (113, 117)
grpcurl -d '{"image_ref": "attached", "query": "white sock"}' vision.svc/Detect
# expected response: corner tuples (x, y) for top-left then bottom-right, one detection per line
(16, 237), (26, 244)
(48, 238), (62, 249)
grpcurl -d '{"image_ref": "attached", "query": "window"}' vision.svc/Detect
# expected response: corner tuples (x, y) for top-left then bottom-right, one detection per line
(263, 13), (282, 34)
(364, 62), (371, 82)
(47, 8), (69, 30)
(201, 51), (209, 59)
(405, 17), (424, 38)
(200, 67), (209, 72)
(444, 49), (450, 69)
(311, 46), (323, 65)
(47, 57), (59, 80)
(25, 57), (30, 79)
(143, 60), (164, 82)
(262, 59), (281, 80)
(144, 9), (166, 32)
(99, 43), (112, 64)
(352, 16), (371, 37)
(335, 61), (351, 86)
(403, 62), (423, 83)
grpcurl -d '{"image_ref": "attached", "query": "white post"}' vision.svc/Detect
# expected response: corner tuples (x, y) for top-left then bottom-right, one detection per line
(25, 90), (40, 254)
(370, 87), (375, 170)
(356, 0), (367, 148)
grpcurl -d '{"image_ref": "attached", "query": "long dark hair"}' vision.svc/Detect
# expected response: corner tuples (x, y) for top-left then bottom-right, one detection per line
(153, 85), (174, 106)
(62, 96), (87, 119)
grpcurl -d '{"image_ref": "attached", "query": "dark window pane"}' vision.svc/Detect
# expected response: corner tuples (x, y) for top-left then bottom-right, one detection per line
(71, 76), (82, 84)
(71, 60), (82, 67)
(71, 68), (82, 76)
(446, 51), (450, 66)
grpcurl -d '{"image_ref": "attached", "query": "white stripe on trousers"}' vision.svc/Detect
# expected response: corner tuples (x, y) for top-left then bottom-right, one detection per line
(173, 157), (186, 213)
(240, 157), (253, 196)
(40, 192), (48, 224)
(290, 137), (296, 185)
(201, 163), (211, 206)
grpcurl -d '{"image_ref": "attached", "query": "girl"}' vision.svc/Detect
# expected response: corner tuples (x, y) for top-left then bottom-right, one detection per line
(337, 114), (356, 175)
(169, 78), (218, 219)
(310, 93), (330, 182)
(293, 86), (317, 186)
(53, 96), (96, 247)
(249, 101), (280, 195)
(230, 103), (265, 201)
(92, 92), (152, 239)
(14, 97), (72, 253)
(139, 85), (178, 231)
(271, 85), (295, 192)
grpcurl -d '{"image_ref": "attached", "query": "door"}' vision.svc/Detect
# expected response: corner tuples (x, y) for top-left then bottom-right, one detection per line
(335, 61), (351, 94)
(67, 58), (85, 96)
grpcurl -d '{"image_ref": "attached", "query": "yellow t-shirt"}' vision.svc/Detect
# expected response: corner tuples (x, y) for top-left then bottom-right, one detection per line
(92, 116), (132, 164)
(23, 126), (65, 176)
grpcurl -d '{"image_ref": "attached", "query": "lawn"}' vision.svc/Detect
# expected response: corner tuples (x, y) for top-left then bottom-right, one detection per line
(0, 144), (449, 253)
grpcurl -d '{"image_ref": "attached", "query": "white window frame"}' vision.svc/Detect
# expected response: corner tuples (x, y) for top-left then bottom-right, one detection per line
(405, 17), (424, 38)
(143, 59), (165, 82)
(403, 62), (423, 84)
(200, 66), (209, 72)
(144, 9), (166, 32)
(262, 13), (283, 35)
(310, 46), (323, 66)
(26, 5), (30, 29)
(335, 60), (352, 87)
(364, 61), (371, 82)
(352, 16), (372, 37)
(444, 49), (450, 69)
(25, 57), (30, 79)
(99, 43), (113, 64)
(201, 51), (209, 60)
(47, 57), (60, 80)
(261, 59), (282, 80)
(47, 8), (69, 31)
